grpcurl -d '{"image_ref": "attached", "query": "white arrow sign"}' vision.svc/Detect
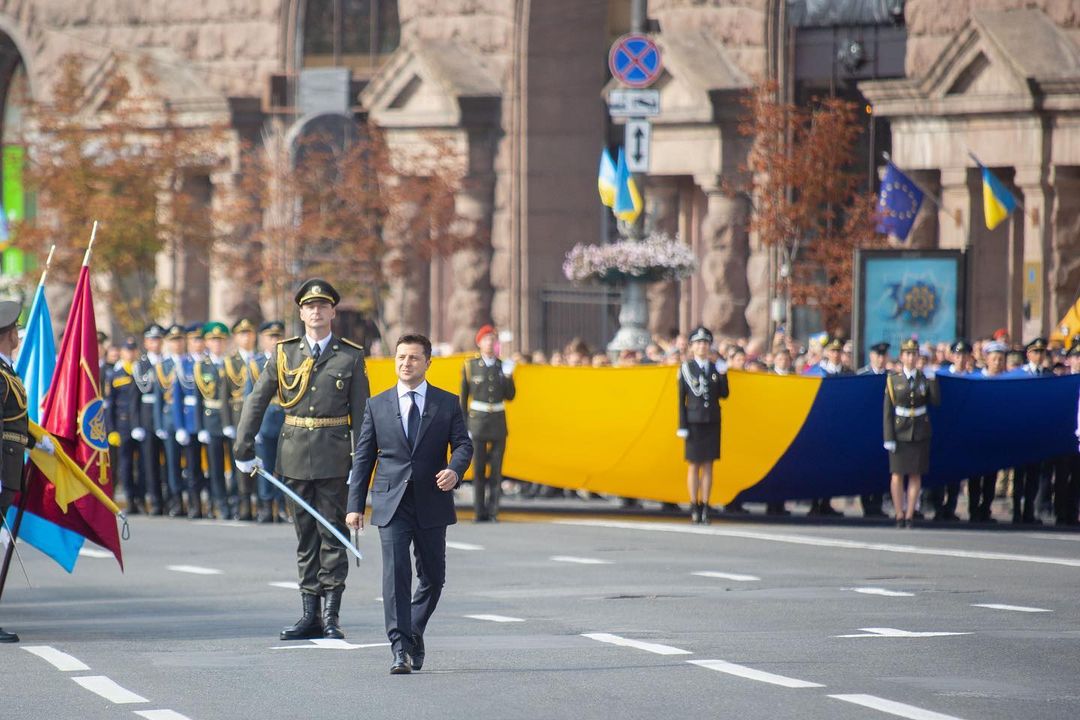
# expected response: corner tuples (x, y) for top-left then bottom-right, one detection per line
(625, 119), (651, 173)
(608, 89), (660, 117)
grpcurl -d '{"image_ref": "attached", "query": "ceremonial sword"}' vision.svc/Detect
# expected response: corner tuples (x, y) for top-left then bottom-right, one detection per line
(251, 466), (362, 561)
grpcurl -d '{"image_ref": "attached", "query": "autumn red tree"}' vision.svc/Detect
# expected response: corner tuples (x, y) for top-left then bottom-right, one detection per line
(740, 82), (883, 334)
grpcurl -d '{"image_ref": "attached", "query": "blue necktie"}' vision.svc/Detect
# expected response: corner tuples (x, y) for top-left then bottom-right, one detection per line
(311, 342), (321, 363)
(407, 391), (421, 448)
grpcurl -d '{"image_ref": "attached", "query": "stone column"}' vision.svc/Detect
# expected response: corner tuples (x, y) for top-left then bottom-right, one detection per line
(381, 197), (430, 344)
(446, 168), (495, 351)
(938, 167), (970, 250)
(645, 177), (680, 337)
(695, 175), (750, 338)
(1050, 166), (1080, 333)
(209, 170), (262, 322)
(1014, 165), (1053, 340)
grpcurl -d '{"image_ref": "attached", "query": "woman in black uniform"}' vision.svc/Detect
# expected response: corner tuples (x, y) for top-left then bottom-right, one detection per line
(677, 327), (729, 524)
(884, 338), (940, 527)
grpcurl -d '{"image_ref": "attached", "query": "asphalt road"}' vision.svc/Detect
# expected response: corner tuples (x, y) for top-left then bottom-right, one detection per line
(3, 511), (1079, 720)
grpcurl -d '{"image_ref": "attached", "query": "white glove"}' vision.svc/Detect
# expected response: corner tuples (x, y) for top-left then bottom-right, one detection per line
(923, 368), (936, 380)
(34, 436), (56, 455)
(234, 456), (262, 474)
(883, 441), (897, 453)
(155, 428), (167, 440)
(502, 360), (516, 376)
(223, 425), (236, 439)
(676, 428), (689, 439)
(131, 427), (147, 442)
(715, 360), (729, 373)
(197, 429), (211, 445)
(254, 433), (263, 444)
(176, 429), (191, 446)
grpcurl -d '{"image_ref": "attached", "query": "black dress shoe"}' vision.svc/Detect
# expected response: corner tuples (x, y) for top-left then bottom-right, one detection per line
(390, 650), (412, 674)
(0, 627), (19, 643)
(412, 634), (425, 670)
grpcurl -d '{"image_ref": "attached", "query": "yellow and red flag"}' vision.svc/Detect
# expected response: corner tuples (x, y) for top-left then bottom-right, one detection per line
(22, 256), (123, 568)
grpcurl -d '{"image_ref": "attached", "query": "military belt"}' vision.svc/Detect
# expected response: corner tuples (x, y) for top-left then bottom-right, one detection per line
(284, 414), (350, 430)
(141, 395), (155, 404)
(2, 431), (28, 446)
(203, 399), (223, 410)
(894, 406), (927, 418)
(469, 401), (506, 413)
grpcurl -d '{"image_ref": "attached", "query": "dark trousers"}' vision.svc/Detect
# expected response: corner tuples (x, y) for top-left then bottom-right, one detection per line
(472, 436), (506, 519)
(183, 440), (206, 513)
(379, 484), (447, 654)
(929, 482), (961, 519)
(157, 434), (183, 503)
(859, 493), (884, 516)
(968, 473), (996, 521)
(117, 437), (142, 507)
(256, 433), (283, 503)
(206, 436), (229, 514)
(1053, 453), (1080, 525)
(1013, 462), (1042, 521)
(139, 434), (169, 507)
(287, 476), (349, 596)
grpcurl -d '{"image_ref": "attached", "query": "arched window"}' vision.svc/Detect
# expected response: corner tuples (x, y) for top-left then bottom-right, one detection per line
(302, 0), (400, 74)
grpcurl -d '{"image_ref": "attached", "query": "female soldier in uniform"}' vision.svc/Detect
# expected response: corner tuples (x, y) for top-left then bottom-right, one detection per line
(677, 327), (729, 524)
(884, 338), (940, 528)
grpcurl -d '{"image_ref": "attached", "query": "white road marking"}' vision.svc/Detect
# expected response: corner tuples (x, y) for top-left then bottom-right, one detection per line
(72, 676), (148, 704)
(465, 614), (525, 623)
(166, 565), (222, 575)
(551, 555), (612, 565)
(689, 659), (824, 688)
(446, 541), (484, 551)
(271, 638), (390, 650)
(693, 571), (760, 582)
(972, 603), (1050, 613)
(829, 693), (970, 719)
(135, 711), (193, 720)
(559, 519), (1080, 569)
(582, 632), (691, 656)
(190, 520), (250, 528)
(268, 581), (299, 590)
(836, 627), (971, 638)
(77, 547), (112, 559)
(1022, 533), (1080, 542)
(852, 587), (915, 597)
(22, 646), (89, 671)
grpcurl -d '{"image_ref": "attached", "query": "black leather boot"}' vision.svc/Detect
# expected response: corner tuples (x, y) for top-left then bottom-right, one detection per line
(323, 588), (344, 639)
(0, 626), (19, 643)
(690, 503), (701, 524)
(280, 593), (323, 640)
(255, 500), (272, 524)
(238, 496), (253, 522)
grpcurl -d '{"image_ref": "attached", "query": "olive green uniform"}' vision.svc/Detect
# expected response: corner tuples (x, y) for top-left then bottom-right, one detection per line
(235, 335), (369, 596)
(883, 370), (940, 475)
(460, 356), (515, 521)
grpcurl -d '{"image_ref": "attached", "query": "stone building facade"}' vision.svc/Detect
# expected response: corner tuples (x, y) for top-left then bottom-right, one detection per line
(0, 1), (1075, 349)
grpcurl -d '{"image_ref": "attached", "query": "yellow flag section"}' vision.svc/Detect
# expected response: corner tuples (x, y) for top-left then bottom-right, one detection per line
(28, 420), (122, 516)
(364, 356), (822, 505)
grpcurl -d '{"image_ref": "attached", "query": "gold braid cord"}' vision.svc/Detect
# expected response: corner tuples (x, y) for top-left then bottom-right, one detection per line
(224, 356), (247, 399)
(276, 345), (314, 409)
(194, 363), (218, 400)
(156, 363), (176, 403)
(0, 367), (28, 421)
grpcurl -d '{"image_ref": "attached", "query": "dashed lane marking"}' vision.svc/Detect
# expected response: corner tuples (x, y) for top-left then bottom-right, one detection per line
(852, 587), (915, 597)
(446, 541), (484, 551)
(971, 603), (1050, 613)
(268, 581), (299, 590)
(465, 614), (525, 623)
(829, 693), (970, 720)
(688, 659), (824, 688)
(135, 711), (194, 720)
(551, 555), (612, 565)
(77, 547), (112, 559)
(559, 520), (1080, 569)
(836, 628), (971, 638)
(189, 520), (250, 528)
(271, 639), (391, 650)
(692, 571), (760, 582)
(166, 565), (222, 575)
(582, 632), (691, 655)
(72, 676), (148, 704)
(22, 646), (89, 671)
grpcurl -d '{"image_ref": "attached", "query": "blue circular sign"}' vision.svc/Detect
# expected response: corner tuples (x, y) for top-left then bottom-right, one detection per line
(609, 34), (662, 89)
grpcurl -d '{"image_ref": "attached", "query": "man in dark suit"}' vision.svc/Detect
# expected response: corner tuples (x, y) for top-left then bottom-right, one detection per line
(346, 333), (472, 675)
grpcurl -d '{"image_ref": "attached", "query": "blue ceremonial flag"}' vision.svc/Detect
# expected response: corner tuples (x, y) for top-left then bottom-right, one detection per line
(12, 281), (85, 571)
(877, 162), (924, 241)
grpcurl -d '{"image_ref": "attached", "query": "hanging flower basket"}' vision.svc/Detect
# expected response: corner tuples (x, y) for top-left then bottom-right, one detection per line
(562, 233), (698, 285)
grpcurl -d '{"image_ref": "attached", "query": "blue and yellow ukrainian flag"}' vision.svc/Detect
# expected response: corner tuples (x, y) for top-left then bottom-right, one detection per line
(598, 148), (618, 208)
(981, 165), (1017, 230)
(614, 147), (643, 224)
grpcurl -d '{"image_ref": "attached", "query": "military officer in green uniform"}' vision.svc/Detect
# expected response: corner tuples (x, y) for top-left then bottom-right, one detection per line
(225, 318), (259, 520)
(460, 324), (516, 522)
(234, 279), (370, 641)
(195, 322), (234, 519)
(883, 337), (941, 528)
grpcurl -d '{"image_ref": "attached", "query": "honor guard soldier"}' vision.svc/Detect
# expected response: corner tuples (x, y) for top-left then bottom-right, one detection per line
(0, 300), (34, 643)
(805, 336), (852, 517)
(132, 323), (167, 515)
(857, 342), (891, 518)
(105, 338), (147, 514)
(883, 338), (940, 528)
(225, 318), (259, 520)
(176, 324), (210, 517)
(1014, 337), (1052, 524)
(254, 320), (288, 523)
(929, 340), (976, 521)
(155, 325), (187, 515)
(234, 279), (370, 641)
(677, 326), (729, 524)
(460, 324), (516, 522)
(195, 323), (234, 519)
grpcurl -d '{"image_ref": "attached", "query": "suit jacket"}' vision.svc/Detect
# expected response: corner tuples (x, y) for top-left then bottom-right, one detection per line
(347, 383), (473, 529)
(235, 335), (369, 480)
(883, 370), (940, 443)
(678, 360), (728, 428)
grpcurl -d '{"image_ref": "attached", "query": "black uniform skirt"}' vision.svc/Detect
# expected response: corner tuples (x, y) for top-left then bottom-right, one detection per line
(685, 422), (721, 463)
(890, 439), (930, 475)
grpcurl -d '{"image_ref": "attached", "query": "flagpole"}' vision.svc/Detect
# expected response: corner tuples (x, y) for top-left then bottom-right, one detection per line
(82, 220), (98, 267)
(966, 150), (1026, 212)
(37, 244), (56, 288)
(882, 152), (946, 210)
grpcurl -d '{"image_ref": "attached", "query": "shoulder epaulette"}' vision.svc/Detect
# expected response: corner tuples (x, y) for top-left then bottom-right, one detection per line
(339, 338), (364, 352)
(278, 336), (301, 345)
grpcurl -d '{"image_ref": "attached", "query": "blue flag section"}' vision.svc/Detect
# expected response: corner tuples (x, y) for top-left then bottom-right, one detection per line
(876, 162), (924, 241)
(733, 374), (1080, 504)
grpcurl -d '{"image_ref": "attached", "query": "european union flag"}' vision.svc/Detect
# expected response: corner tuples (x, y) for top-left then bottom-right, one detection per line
(877, 162), (924, 241)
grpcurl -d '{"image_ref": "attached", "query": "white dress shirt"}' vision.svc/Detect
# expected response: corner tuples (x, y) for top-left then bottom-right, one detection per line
(397, 380), (428, 438)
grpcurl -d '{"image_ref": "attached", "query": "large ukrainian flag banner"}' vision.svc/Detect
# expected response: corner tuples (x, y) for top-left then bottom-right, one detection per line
(365, 359), (1079, 505)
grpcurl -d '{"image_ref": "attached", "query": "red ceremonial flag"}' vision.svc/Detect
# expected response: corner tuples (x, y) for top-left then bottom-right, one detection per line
(23, 250), (123, 568)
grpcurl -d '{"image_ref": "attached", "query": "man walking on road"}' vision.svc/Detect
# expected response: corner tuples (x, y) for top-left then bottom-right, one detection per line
(347, 334), (473, 675)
